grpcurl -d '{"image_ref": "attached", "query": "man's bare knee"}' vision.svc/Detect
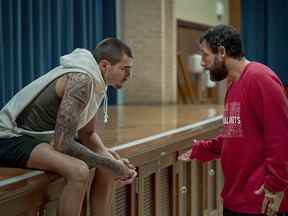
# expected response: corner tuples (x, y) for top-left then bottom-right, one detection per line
(27, 143), (90, 186)
(66, 161), (90, 185)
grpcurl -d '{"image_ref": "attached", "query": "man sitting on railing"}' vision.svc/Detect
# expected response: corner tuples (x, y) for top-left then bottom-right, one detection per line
(0, 38), (137, 216)
(179, 25), (288, 216)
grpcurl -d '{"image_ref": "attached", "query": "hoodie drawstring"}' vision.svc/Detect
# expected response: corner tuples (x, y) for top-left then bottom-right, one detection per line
(103, 93), (109, 123)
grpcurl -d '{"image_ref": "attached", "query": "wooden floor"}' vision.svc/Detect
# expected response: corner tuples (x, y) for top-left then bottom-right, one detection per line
(96, 104), (223, 147)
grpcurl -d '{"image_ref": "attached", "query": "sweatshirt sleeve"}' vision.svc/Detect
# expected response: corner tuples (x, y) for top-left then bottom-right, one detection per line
(250, 72), (288, 192)
(190, 135), (223, 162)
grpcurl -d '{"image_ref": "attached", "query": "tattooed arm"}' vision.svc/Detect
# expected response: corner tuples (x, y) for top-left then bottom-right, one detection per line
(78, 115), (137, 185)
(54, 73), (131, 177)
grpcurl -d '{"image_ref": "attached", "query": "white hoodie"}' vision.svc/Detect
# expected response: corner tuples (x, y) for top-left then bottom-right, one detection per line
(0, 49), (108, 142)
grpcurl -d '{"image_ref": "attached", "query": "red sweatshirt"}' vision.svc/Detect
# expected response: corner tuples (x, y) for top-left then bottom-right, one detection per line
(190, 62), (288, 213)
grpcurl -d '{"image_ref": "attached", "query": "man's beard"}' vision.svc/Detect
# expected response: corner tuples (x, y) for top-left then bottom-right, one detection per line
(209, 57), (228, 81)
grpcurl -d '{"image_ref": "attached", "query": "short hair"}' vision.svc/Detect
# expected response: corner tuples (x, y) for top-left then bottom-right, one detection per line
(93, 38), (133, 65)
(200, 25), (244, 59)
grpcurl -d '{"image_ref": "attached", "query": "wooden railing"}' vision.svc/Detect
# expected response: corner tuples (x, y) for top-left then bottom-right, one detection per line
(0, 105), (224, 216)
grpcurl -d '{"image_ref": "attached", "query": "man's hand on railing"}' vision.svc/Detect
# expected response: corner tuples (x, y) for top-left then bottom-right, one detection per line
(178, 149), (192, 162)
(178, 139), (198, 162)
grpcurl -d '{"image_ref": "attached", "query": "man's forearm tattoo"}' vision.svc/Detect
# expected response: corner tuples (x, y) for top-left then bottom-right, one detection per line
(54, 73), (124, 176)
(63, 141), (123, 176)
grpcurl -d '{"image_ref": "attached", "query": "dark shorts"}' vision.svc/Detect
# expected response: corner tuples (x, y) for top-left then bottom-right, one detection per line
(224, 208), (288, 216)
(0, 135), (43, 168)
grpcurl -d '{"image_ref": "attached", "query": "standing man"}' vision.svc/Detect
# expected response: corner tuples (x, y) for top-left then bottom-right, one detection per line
(179, 25), (288, 216)
(0, 38), (137, 216)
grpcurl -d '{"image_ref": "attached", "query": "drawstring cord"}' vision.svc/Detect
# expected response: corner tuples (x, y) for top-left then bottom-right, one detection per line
(103, 92), (109, 124)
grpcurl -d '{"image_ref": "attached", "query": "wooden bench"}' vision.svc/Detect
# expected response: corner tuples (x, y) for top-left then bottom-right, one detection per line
(0, 105), (224, 216)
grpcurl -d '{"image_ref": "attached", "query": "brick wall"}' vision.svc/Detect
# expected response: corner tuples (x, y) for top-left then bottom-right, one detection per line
(121, 0), (177, 104)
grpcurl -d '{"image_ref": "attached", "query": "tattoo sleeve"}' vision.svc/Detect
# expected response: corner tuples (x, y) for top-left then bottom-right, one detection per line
(54, 73), (124, 176)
